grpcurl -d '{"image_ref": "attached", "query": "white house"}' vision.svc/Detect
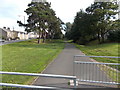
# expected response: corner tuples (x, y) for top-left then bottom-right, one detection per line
(2, 27), (13, 40)
(0, 27), (39, 40)
(0, 28), (7, 39)
(28, 32), (38, 39)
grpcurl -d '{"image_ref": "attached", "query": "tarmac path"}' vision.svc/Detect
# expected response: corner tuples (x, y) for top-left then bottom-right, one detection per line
(0, 39), (29, 46)
(33, 43), (113, 88)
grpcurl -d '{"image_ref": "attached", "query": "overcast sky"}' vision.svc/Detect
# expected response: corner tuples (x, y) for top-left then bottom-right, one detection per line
(0, 0), (94, 31)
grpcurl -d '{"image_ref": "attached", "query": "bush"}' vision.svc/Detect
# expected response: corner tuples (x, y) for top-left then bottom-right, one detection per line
(15, 37), (20, 40)
(2, 36), (6, 40)
(12, 37), (20, 40)
(107, 30), (120, 42)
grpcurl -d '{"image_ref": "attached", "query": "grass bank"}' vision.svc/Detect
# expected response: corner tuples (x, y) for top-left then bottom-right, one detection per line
(74, 42), (120, 84)
(1, 39), (65, 84)
(74, 43), (119, 63)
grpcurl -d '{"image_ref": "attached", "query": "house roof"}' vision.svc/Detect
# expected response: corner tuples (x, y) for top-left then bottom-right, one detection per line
(0, 27), (26, 34)
(2, 28), (11, 32)
(0, 28), (7, 33)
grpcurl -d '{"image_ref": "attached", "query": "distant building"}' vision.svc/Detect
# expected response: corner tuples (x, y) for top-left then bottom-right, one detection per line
(28, 32), (38, 39)
(24, 33), (29, 40)
(11, 31), (19, 40)
(2, 27), (12, 40)
(0, 28), (7, 40)
(0, 27), (38, 40)
(18, 32), (28, 40)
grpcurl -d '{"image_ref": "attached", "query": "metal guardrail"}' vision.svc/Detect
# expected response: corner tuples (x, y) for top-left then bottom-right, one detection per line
(0, 83), (58, 89)
(75, 61), (120, 65)
(74, 55), (120, 58)
(0, 71), (77, 89)
(73, 55), (120, 85)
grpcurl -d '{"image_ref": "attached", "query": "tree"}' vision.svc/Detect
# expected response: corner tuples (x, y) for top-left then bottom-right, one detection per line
(17, 2), (62, 43)
(66, 10), (97, 44)
(65, 22), (72, 39)
(48, 17), (63, 39)
(86, 1), (118, 43)
(107, 19), (120, 42)
(65, 22), (72, 32)
(66, 1), (118, 44)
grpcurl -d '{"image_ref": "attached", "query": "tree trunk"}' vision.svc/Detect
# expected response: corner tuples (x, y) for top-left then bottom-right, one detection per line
(98, 32), (101, 43)
(48, 33), (51, 42)
(38, 30), (41, 44)
(101, 32), (105, 43)
(42, 37), (45, 43)
(42, 30), (46, 43)
(102, 36), (105, 43)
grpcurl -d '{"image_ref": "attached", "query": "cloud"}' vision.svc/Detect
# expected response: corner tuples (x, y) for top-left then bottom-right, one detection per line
(0, 0), (31, 17)
(0, 0), (31, 31)
(0, 0), (17, 18)
(0, 0), (94, 31)
(48, 0), (94, 23)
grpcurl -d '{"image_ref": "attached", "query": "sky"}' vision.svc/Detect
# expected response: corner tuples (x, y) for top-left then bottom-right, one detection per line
(0, 0), (94, 32)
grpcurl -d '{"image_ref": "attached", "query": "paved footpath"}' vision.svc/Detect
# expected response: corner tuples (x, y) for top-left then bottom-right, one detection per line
(33, 43), (113, 88)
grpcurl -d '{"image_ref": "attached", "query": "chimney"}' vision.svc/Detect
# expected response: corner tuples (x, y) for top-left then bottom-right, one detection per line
(7, 27), (10, 30)
(3, 27), (6, 29)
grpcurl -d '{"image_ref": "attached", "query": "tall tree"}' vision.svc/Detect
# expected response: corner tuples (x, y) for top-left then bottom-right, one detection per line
(65, 22), (72, 39)
(66, 10), (96, 44)
(66, 1), (118, 44)
(86, 1), (118, 43)
(17, 2), (62, 43)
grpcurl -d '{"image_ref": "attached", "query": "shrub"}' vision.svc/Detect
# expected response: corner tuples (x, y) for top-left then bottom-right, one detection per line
(15, 37), (20, 40)
(107, 30), (120, 42)
(12, 37), (20, 40)
(2, 36), (6, 40)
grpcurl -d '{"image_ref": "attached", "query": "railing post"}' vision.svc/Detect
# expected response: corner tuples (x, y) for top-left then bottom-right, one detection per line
(74, 78), (77, 89)
(73, 56), (75, 76)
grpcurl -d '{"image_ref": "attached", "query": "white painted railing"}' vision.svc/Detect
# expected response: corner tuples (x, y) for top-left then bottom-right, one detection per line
(0, 83), (58, 89)
(74, 55), (120, 58)
(0, 71), (77, 89)
(73, 55), (120, 85)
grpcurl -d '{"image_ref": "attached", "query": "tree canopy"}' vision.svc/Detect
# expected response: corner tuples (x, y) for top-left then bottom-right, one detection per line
(66, 1), (119, 44)
(17, 2), (63, 43)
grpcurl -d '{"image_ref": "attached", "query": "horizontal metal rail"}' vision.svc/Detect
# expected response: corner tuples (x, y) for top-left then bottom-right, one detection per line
(0, 71), (77, 88)
(73, 55), (120, 86)
(0, 83), (58, 89)
(77, 80), (119, 85)
(74, 55), (120, 58)
(0, 71), (76, 79)
(74, 61), (120, 85)
(75, 61), (120, 65)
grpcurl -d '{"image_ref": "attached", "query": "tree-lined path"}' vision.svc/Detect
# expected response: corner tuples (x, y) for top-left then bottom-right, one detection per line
(33, 43), (112, 88)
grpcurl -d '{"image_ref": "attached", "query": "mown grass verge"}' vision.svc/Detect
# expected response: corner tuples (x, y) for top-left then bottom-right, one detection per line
(1, 39), (65, 84)
(74, 43), (119, 63)
(98, 64), (120, 85)
(74, 42), (120, 86)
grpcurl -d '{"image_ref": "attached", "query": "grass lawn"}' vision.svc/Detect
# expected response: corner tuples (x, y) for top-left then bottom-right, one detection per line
(1, 39), (65, 84)
(74, 42), (120, 84)
(74, 43), (119, 63)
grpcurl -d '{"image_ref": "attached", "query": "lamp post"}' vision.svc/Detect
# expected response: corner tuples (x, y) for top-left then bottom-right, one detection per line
(18, 15), (27, 40)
